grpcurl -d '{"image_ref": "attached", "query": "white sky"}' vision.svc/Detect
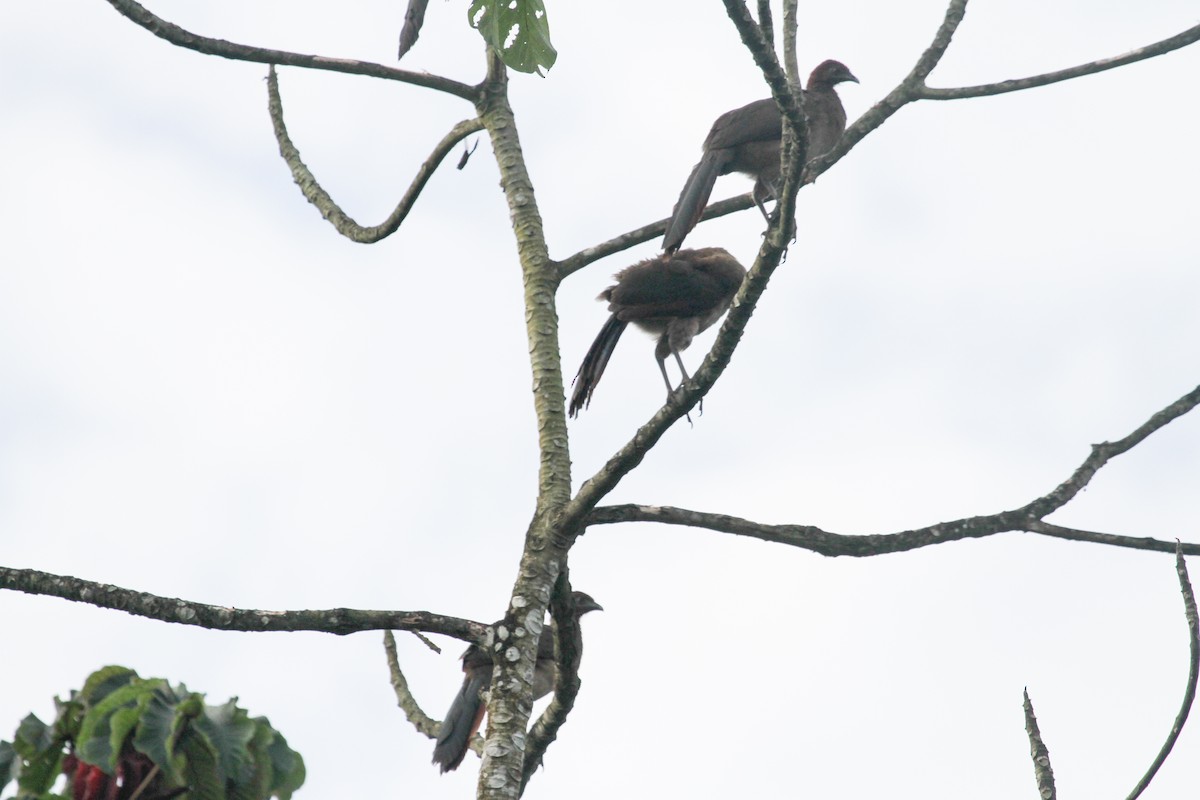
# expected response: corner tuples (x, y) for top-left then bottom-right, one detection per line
(3, 1), (1199, 798)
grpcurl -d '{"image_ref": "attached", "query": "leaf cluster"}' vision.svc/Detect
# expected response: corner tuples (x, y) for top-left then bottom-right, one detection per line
(0, 667), (304, 800)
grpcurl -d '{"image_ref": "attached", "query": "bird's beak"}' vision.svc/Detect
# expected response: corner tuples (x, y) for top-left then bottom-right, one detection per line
(847, 72), (860, 84)
(579, 599), (604, 613)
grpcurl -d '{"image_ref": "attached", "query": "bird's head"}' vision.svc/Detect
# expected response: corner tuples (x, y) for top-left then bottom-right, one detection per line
(808, 59), (859, 89)
(570, 591), (604, 616)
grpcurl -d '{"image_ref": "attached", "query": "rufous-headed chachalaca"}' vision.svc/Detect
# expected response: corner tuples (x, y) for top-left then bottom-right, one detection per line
(431, 592), (603, 773)
(568, 248), (746, 417)
(661, 59), (858, 253)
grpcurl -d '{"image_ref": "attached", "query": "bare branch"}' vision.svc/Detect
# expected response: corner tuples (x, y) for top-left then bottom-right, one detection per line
(1125, 544), (1200, 800)
(555, 194), (756, 280)
(267, 67), (483, 244)
(1023, 689), (1056, 800)
(583, 382), (1200, 557)
(397, 0), (431, 60)
(756, 0), (774, 47)
(921, 22), (1200, 100)
(587, 505), (1200, 557)
(383, 631), (441, 739)
(782, 0), (799, 88)
(1024, 383), (1200, 518)
(0, 564), (487, 640)
(102, 0), (479, 100)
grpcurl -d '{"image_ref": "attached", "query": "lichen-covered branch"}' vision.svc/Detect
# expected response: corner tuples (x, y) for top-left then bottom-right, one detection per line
(0, 564), (485, 639)
(102, 0), (478, 99)
(1023, 689), (1056, 800)
(1125, 545), (1199, 800)
(266, 66), (483, 243)
(383, 631), (441, 739)
(471, 51), (574, 800)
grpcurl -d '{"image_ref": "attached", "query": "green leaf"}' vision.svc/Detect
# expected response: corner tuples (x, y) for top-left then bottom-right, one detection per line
(132, 683), (187, 784)
(78, 667), (138, 706)
(76, 682), (157, 773)
(10, 715), (64, 796)
(263, 726), (304, 800)
(177, 732), (224, 800)
(189, 700), (254, 789)
(468, 0), (557, 75)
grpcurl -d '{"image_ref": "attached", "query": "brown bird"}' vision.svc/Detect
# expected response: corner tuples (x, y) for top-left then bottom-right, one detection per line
(431, 592), (603, 773)
(568, 248), (746, 417)
(661, 59), (858, 253)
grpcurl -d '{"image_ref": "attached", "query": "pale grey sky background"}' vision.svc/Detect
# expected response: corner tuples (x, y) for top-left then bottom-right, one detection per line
(2, 1), (1199, 798)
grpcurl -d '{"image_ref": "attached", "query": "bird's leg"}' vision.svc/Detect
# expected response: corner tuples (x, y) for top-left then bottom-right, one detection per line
(656, 348), (693, 425)
(671, 348), (703, 417)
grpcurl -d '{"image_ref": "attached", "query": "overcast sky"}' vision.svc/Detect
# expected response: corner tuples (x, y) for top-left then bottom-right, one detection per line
(3, 1), (1199, 798)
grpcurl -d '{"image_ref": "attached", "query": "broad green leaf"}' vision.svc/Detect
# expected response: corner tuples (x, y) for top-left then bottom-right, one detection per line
(132, 684), (187, 784)
(177, 733), (224, 800)
(468, 0), (557, 75)
(263, 727), (304, 800)
(78, 667), (138, 706)
(202, 700), (257, 787)
(76, 682), (155, 772)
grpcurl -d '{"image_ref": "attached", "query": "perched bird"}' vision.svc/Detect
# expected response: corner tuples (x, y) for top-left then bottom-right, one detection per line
(568, 248), (746, 417)
(662, 59), (858, 252)
(431, 592), (603, 773)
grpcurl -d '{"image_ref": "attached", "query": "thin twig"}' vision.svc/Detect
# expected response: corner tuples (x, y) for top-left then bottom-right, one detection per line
(102, 0), (478, 100)
(1125, 543), (1199, 800)
(921, 22), (1200, 100)
(756, 0), (773, 46)
(1023, 689), (1056, 800)
(267, 67), (484, 244)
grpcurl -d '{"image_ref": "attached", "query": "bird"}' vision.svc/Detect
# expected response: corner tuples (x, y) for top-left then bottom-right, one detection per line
(568, 248), (746, 417)
(661, 59), (858, 253)
(431, 592), (603, 773)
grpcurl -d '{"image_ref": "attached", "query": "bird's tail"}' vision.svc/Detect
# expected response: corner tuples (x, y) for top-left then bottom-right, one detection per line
(662, 151), (724, 252)
(431, 671), (489, 773)
(569, 314), (628, 417)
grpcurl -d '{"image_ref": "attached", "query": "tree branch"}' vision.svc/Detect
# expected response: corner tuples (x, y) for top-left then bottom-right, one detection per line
(1023, 689), (1056, 800)
(583, 382), (1200, 557)
(383, 631), (441, 740)
(756, 0), (774, 47)
(397, 0), (431, 60)
(0, 564), (486, 640)
(921, 22), (1200, 100)
(1125, 544), (1199, 800)
(782, 0), (799, 89)
(267, 66), (483, 243)
(554, 195), (756, 280)
(101, 0), (479, 100)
